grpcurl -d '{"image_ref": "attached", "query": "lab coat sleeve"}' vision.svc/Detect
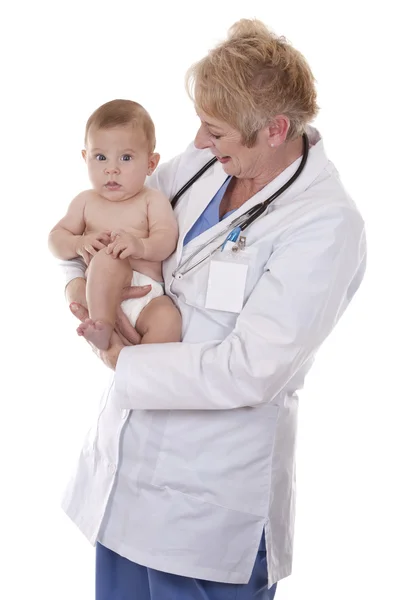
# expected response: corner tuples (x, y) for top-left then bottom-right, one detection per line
(58, 257), (87, 289)
(114, 206), (366, 411)
(114, 207), (366, 409)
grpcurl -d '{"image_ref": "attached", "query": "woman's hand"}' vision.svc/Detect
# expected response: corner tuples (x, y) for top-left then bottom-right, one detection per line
(67, 281), (152, 366)
(115, 284), (152, 345)
(65, 277), (87, 309)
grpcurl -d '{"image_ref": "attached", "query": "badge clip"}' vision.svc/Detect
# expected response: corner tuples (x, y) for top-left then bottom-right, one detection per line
(221, 226), (241, 251)
(232, 235), (246, 253)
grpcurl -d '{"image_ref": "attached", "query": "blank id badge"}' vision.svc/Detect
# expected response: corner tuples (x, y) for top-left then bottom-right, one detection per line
(205, 238), (256, 313)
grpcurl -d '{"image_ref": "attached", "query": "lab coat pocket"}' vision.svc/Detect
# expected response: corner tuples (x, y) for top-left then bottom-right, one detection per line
(152, 404), (279, 517)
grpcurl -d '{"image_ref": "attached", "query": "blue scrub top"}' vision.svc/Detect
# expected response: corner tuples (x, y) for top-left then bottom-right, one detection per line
(183, 176), (235, 245)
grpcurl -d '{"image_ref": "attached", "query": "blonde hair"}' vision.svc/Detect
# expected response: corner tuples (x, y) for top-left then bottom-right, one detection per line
(84, 99), (156, 152)
(186, 19), (319, 145)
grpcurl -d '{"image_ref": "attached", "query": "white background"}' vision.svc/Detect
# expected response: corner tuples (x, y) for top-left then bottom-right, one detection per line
(1, 1), (395, 598)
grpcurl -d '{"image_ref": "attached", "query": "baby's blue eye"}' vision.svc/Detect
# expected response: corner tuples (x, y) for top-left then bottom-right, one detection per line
(95, 154), (106, 161)
(121, 154), (132, 161)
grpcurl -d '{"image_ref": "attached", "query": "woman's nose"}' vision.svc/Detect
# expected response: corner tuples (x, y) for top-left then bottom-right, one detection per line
(194, 125), (212, 150)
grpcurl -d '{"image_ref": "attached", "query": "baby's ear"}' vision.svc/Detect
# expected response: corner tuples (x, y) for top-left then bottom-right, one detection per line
(147, 152), (160, 175)
(81, 149), (87, 161)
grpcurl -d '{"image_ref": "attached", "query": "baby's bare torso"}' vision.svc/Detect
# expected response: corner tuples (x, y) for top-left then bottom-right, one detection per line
(84, 188), (163, 281)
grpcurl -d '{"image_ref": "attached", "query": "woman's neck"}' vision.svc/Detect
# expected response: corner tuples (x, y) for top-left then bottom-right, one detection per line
(238, 136), (305, 196)
(220, 136), (305, 218)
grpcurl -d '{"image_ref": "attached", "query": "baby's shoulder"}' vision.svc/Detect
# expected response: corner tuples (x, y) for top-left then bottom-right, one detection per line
(79, 188), (99, 201)
(142, 185), (170, 205)
(71, 189), (98, 206)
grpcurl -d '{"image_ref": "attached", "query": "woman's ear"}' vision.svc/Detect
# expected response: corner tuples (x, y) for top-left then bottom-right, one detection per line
(267, 115), (290, 147)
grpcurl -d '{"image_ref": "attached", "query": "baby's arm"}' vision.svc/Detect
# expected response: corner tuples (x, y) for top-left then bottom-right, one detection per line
(141, 189), (179, 261)
(106, 189), (178, 261)
(48, 191), (110, 263)
(48, 192), (88, 259)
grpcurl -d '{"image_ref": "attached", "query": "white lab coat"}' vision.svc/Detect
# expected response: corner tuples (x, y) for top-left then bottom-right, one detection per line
(60, 128), (366, 587)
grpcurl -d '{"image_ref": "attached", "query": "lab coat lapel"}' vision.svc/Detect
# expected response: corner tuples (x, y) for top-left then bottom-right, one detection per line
(173, 160), (227, 262)
(182, 160), (296, 253)
(185, 134), (330, 251)
(173, 133), (328, 265)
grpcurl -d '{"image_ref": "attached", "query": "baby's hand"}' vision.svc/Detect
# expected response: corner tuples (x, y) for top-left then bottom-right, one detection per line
(76, 231), (112, 265)
(107, 229), (144, 259)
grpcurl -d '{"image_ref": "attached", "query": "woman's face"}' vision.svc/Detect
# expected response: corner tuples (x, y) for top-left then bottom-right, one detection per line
(194, 110), (270, 179)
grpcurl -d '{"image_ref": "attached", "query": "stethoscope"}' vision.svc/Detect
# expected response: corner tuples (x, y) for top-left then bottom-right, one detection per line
(171, 132), (309, 280)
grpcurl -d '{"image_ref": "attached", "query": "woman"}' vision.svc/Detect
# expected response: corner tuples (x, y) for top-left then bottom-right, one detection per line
(63, 18), (366, 600)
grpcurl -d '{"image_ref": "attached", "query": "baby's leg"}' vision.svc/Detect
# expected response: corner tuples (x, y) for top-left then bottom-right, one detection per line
(135, 296), (182, 344)
(77, 249), (133, 350)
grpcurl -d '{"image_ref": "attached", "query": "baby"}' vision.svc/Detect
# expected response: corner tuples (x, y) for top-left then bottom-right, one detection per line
(49, 99), (181, 350)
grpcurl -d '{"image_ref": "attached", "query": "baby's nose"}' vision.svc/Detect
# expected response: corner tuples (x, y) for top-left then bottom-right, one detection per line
(105, 165), (120, 174)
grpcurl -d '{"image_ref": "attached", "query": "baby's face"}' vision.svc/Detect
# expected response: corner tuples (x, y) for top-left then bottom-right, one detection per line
(83, 125), (154, 202)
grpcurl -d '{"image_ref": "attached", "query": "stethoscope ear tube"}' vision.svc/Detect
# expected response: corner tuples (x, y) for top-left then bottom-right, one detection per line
(171, 132), (310, 279)
(240, 132), (309, 231)
(171, 157), (217, 208)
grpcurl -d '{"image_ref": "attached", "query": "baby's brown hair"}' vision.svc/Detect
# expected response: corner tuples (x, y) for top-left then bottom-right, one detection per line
(85, 99), (156, 152)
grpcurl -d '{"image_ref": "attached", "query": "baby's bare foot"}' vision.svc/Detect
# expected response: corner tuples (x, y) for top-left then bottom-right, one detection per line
(77, 318), (113, 350)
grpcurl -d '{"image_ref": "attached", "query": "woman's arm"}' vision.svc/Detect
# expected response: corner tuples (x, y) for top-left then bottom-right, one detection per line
(59, 257), (87, 295)
(65, 276), (87, 308)
(112, 207), (367, 411)
(69, 283), (155, 348)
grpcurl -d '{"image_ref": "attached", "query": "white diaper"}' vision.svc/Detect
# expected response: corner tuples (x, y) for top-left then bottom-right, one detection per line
(121, 271), (165, 327)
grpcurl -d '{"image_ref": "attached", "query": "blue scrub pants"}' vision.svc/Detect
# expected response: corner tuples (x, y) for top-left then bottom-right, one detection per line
(96, 539), (277, 600)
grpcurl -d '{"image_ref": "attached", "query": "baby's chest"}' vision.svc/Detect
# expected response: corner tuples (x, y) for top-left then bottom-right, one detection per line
(85, 199), (148, 232)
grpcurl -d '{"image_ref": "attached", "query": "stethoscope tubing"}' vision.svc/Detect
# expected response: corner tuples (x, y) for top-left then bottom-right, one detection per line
(171, 133), (309, 279)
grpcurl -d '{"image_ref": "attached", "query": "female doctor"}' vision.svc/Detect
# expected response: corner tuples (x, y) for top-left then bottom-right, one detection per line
(63, 18), (366, 600)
